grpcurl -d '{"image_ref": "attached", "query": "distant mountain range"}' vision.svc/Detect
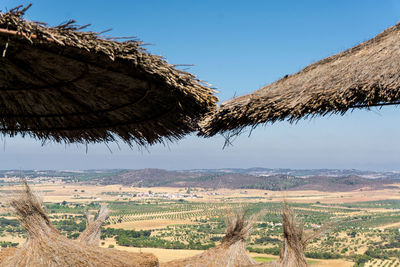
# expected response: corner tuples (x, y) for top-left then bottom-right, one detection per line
(91, 168), (399, 191)
(96, 169), (397, 191)
(1, 168), (400, 191)
(183, 168), (400, 179)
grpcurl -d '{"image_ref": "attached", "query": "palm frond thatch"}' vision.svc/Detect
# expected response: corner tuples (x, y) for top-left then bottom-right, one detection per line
(77, 204), (108, 246)
(0, 5), (218, 145)
(0, 182), (159, 267)
(161, 211), (257, 267)
(200, 22), (400, 137)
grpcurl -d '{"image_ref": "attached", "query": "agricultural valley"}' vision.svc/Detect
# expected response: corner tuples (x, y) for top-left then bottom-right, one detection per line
(1, 168), (400, 266)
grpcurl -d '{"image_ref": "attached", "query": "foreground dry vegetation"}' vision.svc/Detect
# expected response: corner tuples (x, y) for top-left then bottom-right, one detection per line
(0, 183), (158, 267)
(0, 183), (315, 267)
(2, 182), (400, 266)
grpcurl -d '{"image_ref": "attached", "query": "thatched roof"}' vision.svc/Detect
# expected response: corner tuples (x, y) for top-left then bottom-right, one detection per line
(0, 183), (159, 267)
(161, 212), (258, 267)
(0, 5), (218, 145)
(200, 22), (400, 137)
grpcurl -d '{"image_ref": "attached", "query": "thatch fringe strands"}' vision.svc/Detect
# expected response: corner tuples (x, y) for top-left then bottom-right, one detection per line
(200, 22), (400, 137)
(0, 5), (218, 145)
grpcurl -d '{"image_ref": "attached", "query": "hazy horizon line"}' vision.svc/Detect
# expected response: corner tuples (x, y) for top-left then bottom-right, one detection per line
(1, 167), (399, 172)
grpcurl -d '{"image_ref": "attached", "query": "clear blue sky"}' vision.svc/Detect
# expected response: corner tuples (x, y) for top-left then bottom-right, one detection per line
(1, 0), (400, 171)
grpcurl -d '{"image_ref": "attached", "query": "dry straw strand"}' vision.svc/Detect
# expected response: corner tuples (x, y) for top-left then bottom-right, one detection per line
(162, 211), (258, 267)
(246, 203), (328, 267)
(77, 204), (108, 246)
(275, 203), (308, 267)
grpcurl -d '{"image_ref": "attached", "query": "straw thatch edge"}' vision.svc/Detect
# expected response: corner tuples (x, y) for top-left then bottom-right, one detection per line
(0, 5), (218, 146)
(199, 22), (400, 138)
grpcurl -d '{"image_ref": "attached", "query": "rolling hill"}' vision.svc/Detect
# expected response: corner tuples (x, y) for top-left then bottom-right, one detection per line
(95, 169), (396, 191)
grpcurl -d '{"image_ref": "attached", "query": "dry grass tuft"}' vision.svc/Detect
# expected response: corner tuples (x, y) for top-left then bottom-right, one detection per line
(160, 206), (326, 267)
(77, 204), (108, 246)
(161, 211), (258, 267)
(249, 202), (328, 267)
(274, 203), (309, 267)
(0, 182), (159, 267)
